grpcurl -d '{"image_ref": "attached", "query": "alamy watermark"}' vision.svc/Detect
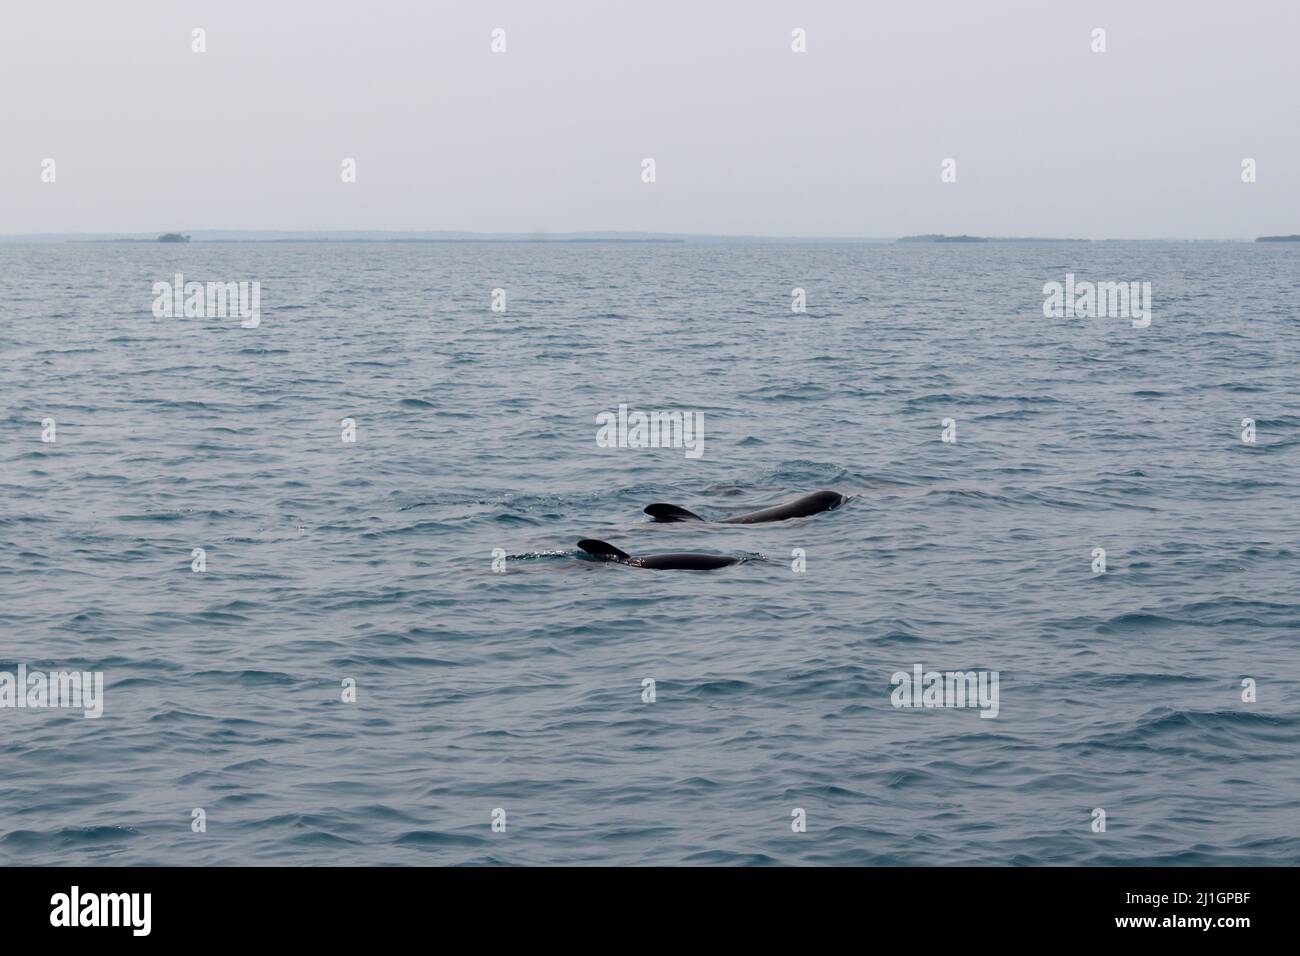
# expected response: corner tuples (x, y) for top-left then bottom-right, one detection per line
(0, 664), (104, 718)
(1042, 273), (1151, 328)
(152, 273), (260, 328)
(890, 664), (999, 718)
(595, 403), (704, 459)
(50, 886), (150, 936)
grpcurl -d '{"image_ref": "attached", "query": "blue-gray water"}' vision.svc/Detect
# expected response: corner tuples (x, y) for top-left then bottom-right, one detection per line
(2, 241), (1298, 865)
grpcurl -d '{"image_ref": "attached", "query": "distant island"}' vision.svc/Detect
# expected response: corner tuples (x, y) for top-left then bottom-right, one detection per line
(157, 233), (190, 243)
(1256, 235), (1300, 242)
(898, 234), (986, 243)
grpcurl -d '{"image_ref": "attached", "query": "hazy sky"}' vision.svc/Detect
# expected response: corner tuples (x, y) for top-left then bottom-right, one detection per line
(2, 0), (1296, 238)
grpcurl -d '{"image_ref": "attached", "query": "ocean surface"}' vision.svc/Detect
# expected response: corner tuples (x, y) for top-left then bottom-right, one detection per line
(2, 240), (1298, 866)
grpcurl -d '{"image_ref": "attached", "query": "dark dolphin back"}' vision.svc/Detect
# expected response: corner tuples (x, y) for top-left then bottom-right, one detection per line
(638, 552), (738, 570)
(721, 490), (844, 524)
(645, 490), (844, 524)
(577, 540), (736, 570)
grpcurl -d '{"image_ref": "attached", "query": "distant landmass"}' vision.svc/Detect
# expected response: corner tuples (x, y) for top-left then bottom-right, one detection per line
(898, 234), (1087, 243)
(1256, 235), (1300, 242)
(1, 230), (890, 245)
(898, 234), (987, 243)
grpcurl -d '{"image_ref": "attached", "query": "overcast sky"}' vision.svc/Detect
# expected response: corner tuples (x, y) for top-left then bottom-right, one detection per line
(1, 0), (1296, 238)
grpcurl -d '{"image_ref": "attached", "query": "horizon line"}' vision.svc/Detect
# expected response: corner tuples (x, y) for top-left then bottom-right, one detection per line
(0, 229), (1290, 243)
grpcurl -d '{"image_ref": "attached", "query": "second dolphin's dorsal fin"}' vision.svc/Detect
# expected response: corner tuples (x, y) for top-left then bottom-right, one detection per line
(644, 503), (706, 522)
(577, 539), (632, 562)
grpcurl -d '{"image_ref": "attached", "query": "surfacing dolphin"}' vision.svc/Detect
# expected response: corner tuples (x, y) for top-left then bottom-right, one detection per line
(578, 539), (738, 571)
(644, 489), (844, 524)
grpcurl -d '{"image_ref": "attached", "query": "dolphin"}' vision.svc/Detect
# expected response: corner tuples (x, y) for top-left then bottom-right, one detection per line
(644, 489), (844, 524)
(577, 539), (738, 570)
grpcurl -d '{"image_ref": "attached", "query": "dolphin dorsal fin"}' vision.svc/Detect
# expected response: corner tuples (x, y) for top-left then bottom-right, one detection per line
(644, 503), (705, 522)
(577, 539), (632, 561)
